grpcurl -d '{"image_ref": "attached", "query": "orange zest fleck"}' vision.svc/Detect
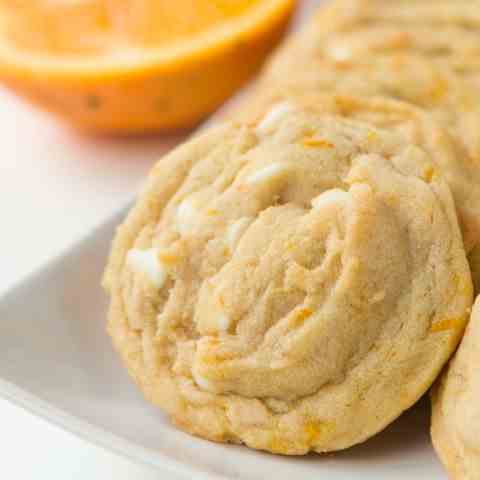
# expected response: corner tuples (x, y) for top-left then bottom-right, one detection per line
(430, 317), (465, 333)
(293, 308), (313, 326)
(305, 421), (322, 442)
(158, 251), (178, 264)
(303, 136), (335, 148)
(270, 436), (291, 454)
(423, 166), (435, 183)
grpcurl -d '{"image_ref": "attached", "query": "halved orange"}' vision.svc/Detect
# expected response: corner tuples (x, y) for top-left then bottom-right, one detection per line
(0, 0), (296, 133)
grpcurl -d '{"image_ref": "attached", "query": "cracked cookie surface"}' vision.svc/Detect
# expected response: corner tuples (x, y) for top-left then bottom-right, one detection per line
(104, 101), (472, 454)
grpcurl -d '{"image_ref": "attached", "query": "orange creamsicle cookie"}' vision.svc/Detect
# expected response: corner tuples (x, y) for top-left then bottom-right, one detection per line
(104, 100), (472, 454)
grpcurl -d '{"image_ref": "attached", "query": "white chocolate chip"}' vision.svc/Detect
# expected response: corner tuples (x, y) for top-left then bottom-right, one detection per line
(218, 314), (231, 332)
(327, 43), (353, 62)
(256, 102), (294, 138)
(193, 368), (215, 392)
(226, 217), (253, 251)
(370, 291), (386, 304)
(246, 162), (291, 186)
(311, 188), (349, 209)
(176, 197), (198, 235)
(126, 248), (167, 288)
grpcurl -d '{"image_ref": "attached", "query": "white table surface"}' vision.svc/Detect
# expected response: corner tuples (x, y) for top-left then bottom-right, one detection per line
(0, 88), (187, 479)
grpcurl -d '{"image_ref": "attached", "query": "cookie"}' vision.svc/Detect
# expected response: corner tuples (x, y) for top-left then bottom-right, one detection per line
(262, 51), (480, 160)
(236, 90), (480, 252)
(265, 0), (480, 86)
(326, 0), (480, 29)
(251, 8), (480, 252)
(432, 296), (480, 479)
(317, 24), (480, 80)
(104, 100), (472, 454)
(257, 0), (480, 160)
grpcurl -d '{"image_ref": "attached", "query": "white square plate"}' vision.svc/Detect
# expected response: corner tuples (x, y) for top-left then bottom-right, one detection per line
(0, 203), (447, 480)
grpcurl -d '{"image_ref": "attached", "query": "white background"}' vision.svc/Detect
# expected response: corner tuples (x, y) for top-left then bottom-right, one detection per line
(0, 88), (186, 479)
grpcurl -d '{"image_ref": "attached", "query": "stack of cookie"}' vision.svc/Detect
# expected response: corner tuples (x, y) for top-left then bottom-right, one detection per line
(103, 1), (479, 477)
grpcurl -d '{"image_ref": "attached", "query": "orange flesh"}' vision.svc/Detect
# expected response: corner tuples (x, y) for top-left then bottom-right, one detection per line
(0, 0), (262, 57)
